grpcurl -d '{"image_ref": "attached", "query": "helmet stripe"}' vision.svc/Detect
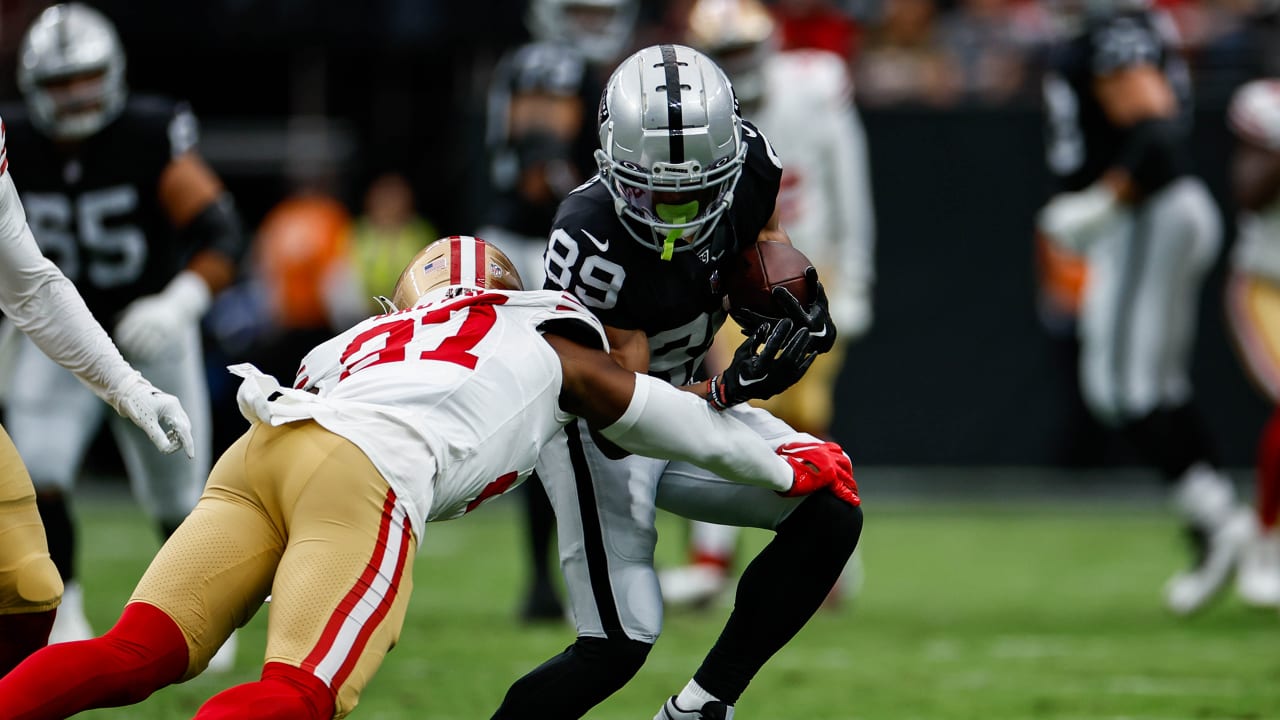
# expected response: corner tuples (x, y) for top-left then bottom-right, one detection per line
(449, 235), (462, 286)
(658, 44), (684, 164)
(473, 237), (488, 288)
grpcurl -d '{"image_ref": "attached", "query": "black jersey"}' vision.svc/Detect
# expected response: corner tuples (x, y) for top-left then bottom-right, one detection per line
(544, 121), (783, 385)
(1, 96), (197, 333)
(485, 42), (604, 237)
(1043, 10), (1192, 192)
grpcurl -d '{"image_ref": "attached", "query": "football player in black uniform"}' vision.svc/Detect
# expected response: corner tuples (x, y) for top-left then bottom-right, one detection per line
(490, 44), (862, 720)
(2, 3), (245, 655)
(479, 0), (638, 622)
(1036, 0), (1252, 615)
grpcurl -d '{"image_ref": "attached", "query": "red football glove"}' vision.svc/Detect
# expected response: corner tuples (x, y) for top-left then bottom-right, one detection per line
(776, 441), (860, 507)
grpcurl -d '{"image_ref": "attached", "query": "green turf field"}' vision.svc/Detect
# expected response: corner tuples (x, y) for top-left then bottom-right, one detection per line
(65, 489), (1279, 719)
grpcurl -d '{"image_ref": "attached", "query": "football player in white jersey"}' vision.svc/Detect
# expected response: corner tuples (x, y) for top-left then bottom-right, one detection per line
(1036, 0), (1252, 615)
(1225, 78), (1280, 608)
(660, 0), (875, 609)
(0, 117), (193, 675)
(0, 236), (856, 719)
(4, 4), (245, 651)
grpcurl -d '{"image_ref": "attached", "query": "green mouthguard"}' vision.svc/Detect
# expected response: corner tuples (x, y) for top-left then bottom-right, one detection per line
(655, 200), (700, 261)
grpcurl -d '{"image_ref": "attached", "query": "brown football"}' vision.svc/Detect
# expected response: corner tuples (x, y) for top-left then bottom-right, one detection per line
(722, 240), (815, 326)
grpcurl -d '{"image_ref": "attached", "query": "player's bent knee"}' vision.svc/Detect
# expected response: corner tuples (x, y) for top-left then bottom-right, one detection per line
(784, 491), (864, 554)
(195, 663), (334, 720)
(576, 635), (652, 680)
(15, 554), (62, 608)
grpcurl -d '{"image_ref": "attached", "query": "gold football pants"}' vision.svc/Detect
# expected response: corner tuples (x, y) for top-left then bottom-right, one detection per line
(131, 420), (416, 718)
(0, 423), (61, 615)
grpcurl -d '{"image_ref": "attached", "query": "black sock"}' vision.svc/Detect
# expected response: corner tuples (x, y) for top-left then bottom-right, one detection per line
(35, 491), (75, 581)
(491, 636), (651, 719)
(694, 493), (863, 704)
(1121, 402), (1217, 481)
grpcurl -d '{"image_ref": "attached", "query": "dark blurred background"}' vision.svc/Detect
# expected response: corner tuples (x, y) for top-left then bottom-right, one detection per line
(0, 0), (1273, 466)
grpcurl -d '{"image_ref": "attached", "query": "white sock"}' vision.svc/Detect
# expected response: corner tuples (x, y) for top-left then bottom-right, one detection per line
(675, 680), (722, 711)
(1172, 463), (1237, 529)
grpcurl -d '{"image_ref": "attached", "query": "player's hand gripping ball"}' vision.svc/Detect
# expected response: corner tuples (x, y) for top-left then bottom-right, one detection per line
(723, 241), (837, 352)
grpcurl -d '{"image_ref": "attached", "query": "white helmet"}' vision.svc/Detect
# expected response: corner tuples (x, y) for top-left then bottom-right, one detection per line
(527, 0), (638, 64)
(18, 3), (127, 141)
(595, 44), (746, 259)
(686, 0), (777, 106)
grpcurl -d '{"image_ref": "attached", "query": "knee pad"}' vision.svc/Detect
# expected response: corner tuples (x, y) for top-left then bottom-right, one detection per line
(15, 554), (63, 608)
(574, 635), (652, 683)
(781, 491), (864, 557)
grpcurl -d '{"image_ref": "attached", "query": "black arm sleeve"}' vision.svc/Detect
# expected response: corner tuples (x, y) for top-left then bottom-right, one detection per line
(1115, 117), (1188, 195)
(183, 193), (247, 264)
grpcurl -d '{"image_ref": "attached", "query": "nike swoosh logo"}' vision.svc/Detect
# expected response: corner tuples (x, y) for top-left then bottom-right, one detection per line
(581, 229), (609, 252)
(737, 374), (766, 387)
(810, 327), (828, 338)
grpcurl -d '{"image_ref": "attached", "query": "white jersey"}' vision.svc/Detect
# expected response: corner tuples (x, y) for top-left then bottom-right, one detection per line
(1228, 79), (1280, 285)
(230, 287), (607, 543)
(0, 116), (150, 413)
(753, 50), (875, 317)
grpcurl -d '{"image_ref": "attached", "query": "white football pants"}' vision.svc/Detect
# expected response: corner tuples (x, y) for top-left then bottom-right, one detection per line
(1078, 177), (1222, 425)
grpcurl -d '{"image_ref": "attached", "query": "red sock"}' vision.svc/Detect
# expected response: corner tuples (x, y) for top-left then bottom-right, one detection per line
(0, 602), (188, 719)
(195, 662), (335, 720)
(0, 609), (55, 677)
(1258, 407), (1280, 530)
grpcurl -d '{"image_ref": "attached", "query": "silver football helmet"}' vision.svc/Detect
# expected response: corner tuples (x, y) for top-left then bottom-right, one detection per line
(596, 44), (746, 259)
(527, 0), (638, 64)
(18, 3), (127, 141)
(686, 0), (777, 107)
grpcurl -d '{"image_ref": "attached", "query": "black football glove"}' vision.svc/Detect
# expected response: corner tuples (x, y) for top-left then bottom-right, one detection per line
(707, 318), (816, 410)
(772, 267), (837, 354)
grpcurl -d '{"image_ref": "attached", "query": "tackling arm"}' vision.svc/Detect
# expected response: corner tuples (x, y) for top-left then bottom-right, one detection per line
(547, 333), (793, 492)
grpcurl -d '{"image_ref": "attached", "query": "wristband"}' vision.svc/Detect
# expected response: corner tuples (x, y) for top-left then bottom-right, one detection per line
(706, 376), (730, 411)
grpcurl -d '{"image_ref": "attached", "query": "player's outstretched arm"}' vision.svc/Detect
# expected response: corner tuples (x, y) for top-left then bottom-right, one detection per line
(546, 333), (856, 503)
(0, 169), (194, 457)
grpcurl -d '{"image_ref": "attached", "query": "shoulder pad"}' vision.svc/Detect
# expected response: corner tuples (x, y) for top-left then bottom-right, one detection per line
(773, 51), (854, 106)
(1230, 79), (1280, 151)
(1090, 15), (1161, 75)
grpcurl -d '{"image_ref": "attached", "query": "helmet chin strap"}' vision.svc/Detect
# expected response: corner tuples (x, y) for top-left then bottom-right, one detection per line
(656, 200), (700, 261)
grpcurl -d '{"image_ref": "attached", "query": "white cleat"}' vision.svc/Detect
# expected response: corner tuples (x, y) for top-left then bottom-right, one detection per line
(655, 696), (734, 719)
(48, 581), (94, 644)
(205, 631), (239, 673)
(1164, 509), (1254, 616)
(659, 564), (730, 608)
(1236, 529), (1280, 609)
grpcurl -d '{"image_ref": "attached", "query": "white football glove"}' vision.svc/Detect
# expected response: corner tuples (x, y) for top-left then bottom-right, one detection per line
(1036, 184), (1121, 255)
(114, 270), (212, 362)
(117, 380), (195, 458)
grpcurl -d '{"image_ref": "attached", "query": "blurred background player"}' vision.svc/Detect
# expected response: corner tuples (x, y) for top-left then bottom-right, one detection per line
(1225, 78), (1280, 609)
(1, 4), (245, 654)
(0, 235), (852, 719)
(479, 0), (638, 622)
(659, 0), (876, 609)
(0, 110), (194, 675)
(1036, 0), (1252, 615)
